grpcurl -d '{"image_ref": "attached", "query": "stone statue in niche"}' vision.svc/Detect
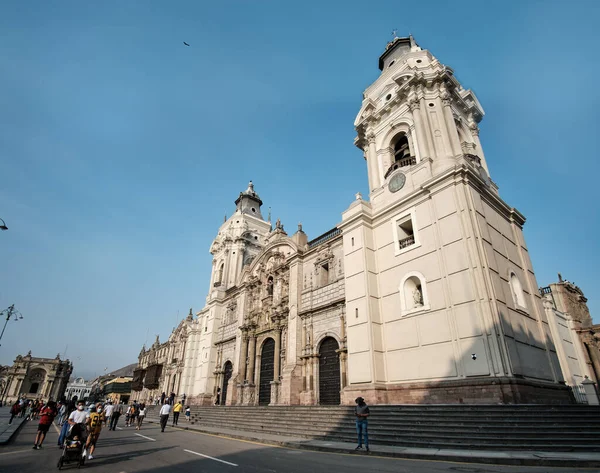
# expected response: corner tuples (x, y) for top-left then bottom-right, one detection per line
(413, 287), (423, 307)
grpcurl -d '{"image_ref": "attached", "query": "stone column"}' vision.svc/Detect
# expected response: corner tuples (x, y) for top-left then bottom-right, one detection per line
(274, 327), (281, 381)
(417, 84), (435, 158)
(409, 96), (429, 161)
(440, 83), (462, 157)
(339, 351), (348, 389)
(366, 133), (380, 190)
(312, 356), (319, 403)
(239, 334), (249, 381)
(247, 335), (257, 384)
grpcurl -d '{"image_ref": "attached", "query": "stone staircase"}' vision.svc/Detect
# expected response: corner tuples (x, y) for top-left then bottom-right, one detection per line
(145, 404), (600, 452)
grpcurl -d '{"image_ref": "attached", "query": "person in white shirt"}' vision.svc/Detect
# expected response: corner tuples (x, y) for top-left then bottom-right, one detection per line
(159, 402), (171, 432)
(103, 402), (114, 427)
(68, 401), (90, 426)
(136, 405), (146, 430)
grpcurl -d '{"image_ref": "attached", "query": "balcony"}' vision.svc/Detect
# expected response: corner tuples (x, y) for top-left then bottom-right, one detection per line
(384, 157), (417, 179)
(398, 235), (415, 249)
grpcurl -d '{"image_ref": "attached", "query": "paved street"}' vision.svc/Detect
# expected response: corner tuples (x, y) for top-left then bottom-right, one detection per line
(0, 414), (597, 473)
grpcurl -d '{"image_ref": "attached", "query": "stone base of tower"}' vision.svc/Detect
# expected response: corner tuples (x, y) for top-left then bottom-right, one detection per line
(342, 377), (574, 405)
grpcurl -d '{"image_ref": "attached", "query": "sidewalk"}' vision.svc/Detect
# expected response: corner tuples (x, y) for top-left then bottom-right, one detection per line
(144, 416), (600, 468)
(0, 407), (28, 445)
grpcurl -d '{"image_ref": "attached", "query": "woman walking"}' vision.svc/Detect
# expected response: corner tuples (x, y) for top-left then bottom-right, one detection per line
(136, 404), (146, 430)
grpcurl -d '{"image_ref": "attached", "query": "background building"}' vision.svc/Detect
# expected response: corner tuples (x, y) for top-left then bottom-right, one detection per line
(541, 275), (599, 403)
(64, 377), (92, 401)
(2, 352), (72, 403)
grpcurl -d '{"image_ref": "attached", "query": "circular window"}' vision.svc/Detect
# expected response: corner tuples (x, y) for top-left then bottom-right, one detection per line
(416, 59), (422, 64)
(386, 94), (392, 101)
(254, 236), (258, 240)
(428, 103), (434, 107)
(251, 208), (256, 213)
(236, 220), (239, 223)
(389, 60), (395, 67)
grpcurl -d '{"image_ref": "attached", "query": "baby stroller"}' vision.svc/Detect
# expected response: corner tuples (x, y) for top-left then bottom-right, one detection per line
(57, 423), (87, 469)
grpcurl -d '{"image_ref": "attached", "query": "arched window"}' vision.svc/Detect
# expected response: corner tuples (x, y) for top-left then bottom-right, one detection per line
(394, 134), (411, 163)
(509, 272), (527, 311)
(267, 276), (274, 296)
(399, 272), (430, 315)
(215, 263), (224, 287)
(385, 132), (416, 178)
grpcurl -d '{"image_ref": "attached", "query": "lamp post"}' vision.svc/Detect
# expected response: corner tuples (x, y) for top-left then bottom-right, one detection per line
(0, 305), (23, 347)
(0, 218), (7, 231)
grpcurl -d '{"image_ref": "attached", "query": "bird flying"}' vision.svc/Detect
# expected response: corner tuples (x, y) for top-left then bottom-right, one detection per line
(183, 42), (190, 46)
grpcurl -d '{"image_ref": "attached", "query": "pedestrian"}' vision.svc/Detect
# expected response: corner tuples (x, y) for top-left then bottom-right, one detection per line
(181, 393), (186, 404)
(109, 403), (123, 431)
(103, 401), (114, 427)
(172, 400), (183, 426)
(185, 406), (191, 422)
(58, 401), (79, 447)
(215, 387), (221, 406)
(130, 402), (139, 427)
(136, 404), (146, 430)
(169, 391), (175, 405)
(57, 402), (67, 425)
(354, 396), (370, 452)
(159, 401), (171, 432)
(160, 392), (166, 405)
(32, 400), (56, 450)
(85, 402), (105, 460)
(8, 401), (20, 424)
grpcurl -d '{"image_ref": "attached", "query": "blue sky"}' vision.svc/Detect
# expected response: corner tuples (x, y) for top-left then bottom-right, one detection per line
(0, 1), (598, 379)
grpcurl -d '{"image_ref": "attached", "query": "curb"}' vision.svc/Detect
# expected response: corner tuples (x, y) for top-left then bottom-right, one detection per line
(0, 417), (28, 445)
(143, 418), (600, 468)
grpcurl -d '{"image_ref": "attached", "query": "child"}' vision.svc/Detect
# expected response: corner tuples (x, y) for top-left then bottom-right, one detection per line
(185, 406), (191, 421)
(67, 435), (81, 449)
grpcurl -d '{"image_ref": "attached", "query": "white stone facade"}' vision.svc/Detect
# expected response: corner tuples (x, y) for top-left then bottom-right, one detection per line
(132, 36), (573, 405)
(64, 377), (92, 401)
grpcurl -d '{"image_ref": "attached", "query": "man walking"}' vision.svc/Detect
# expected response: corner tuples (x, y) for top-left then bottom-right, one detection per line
(172, 400), (183, 426)
(159, 401), (171, 432)
(109, 402), (123, 431)
(103, 401), (114, 428)
(9, 401), (20, 424)
(354, 396), (370, 452)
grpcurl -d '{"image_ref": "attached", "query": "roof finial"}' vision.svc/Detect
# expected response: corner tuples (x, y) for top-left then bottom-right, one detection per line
(392, 29), (398, 39)
(223, 214), (227, 223)
(267, 207), (271, 223)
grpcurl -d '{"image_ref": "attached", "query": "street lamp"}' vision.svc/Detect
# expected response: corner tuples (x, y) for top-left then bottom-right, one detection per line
(0, 218), (7, 231)
(0, 305), (23, 347)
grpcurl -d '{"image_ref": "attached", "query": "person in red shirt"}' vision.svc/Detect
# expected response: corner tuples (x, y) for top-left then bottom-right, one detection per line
(33, 401), (56, 449)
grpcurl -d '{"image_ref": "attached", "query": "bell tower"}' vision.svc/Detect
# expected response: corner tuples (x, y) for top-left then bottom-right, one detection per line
(340, 36), (570, 405)
(208, 182), (271, 296)
(355, 35), (490, 201)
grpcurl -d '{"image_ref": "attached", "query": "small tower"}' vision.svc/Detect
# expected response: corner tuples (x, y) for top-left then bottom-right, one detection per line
(208, 182), (271, 294)
(234, 181), (264, 220)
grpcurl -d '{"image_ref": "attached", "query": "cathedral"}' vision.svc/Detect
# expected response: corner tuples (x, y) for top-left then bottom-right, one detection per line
(131, 35), (575, 406)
